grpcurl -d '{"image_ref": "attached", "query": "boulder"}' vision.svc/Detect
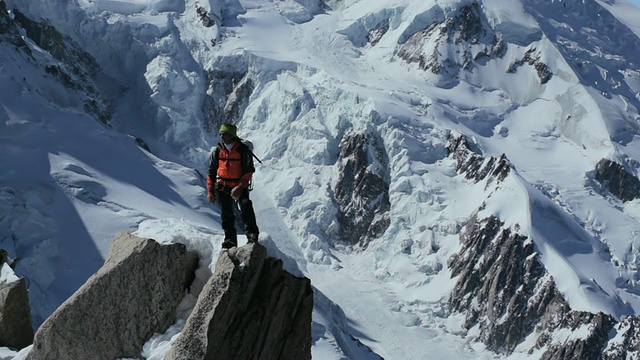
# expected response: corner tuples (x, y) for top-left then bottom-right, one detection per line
(27, 232), (198, 360)
(166, 243), (313, 360)
(0, 263), (34, 349)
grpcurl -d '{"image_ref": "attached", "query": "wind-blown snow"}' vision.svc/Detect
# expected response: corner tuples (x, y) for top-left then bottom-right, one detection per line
(2, 0), (640, 359)
(0, 264), (19, 284)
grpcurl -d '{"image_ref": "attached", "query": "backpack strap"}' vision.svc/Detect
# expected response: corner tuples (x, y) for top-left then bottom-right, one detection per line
(238, 138), (263, 164)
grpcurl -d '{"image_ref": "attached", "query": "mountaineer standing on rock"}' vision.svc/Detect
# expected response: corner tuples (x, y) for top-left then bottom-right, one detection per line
(207, 123), (260, 249)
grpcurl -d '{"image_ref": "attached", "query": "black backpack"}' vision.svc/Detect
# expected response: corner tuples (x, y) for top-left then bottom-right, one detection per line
(239, 138), (262, 164)
(239, 138), (261, 191)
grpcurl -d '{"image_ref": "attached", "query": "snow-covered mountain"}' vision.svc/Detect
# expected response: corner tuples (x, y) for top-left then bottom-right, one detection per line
(2, 0), (640, 358)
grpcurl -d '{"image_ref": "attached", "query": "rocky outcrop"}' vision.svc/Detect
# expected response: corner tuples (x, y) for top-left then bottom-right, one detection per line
(166, 243), (313, 360)
(0, 258), (33, 350)
(447, 134), (510, 185)
(449, 214), (618, 358)
(537, 310), (615, 360)
(0, 0), (29, 51)
(196, 6), (215, 27)
(27, 232), (198, 360)
(367, 18), (389, 47)
(0, 250), (11, 268)
(274, 0), (327, 24)
(507, 47), (552, 84)
(338, 9), (395, 48)
(334, 131), (390, 246)
(595, 158), (640, 202)
(602, 316), (640, 359)
(203, 65), (253, 132)
(449, 215), (548, 352)
(446, 142), (633, 358)
(12, 10), (99, 84)
(526, 0), (639, 106)
(11, 10), (115, 124)
(397, 2), (505, 78)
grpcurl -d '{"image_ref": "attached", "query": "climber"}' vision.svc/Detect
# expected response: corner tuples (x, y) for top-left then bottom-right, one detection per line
(207, 123), (260, 249)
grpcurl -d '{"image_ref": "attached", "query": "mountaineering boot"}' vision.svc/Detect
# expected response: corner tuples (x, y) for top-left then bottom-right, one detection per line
(222, 238), (237, 249)
(246, 233), (259, 244)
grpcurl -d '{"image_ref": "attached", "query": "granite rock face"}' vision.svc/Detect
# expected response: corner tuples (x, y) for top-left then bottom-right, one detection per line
(447, 134), (510, 185)
(595, 158), (640, 202)
(397, 2), (506, 82)
(166, 243), (313, 360)
(446, 142), (623, 358)
(0, 257), (33, 350)
(27, 232), (198, 360)
(507, 47), (552, 84)
(0, 0), (29, 50)
(11, 9), (116, 124)
(335, 131), (390, 246)
(449, 214), (620, 359)
(602, 316), (640, 359)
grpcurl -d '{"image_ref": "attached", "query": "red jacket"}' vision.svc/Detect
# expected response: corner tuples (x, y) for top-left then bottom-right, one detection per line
(207, 141), (254, 191)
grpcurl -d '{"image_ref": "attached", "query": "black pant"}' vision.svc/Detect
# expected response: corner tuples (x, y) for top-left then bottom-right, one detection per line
(218, 185), (259, 244)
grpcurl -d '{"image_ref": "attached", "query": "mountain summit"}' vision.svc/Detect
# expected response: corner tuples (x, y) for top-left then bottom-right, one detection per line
(1, 0), (640, 358)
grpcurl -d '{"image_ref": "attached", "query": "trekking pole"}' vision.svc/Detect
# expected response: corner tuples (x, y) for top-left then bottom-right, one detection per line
(250, 152), (263, 164)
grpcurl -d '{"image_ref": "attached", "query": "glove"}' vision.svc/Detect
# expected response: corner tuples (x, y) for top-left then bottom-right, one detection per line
(231, 185), (244, 200)
(206, 176), (216, 203)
